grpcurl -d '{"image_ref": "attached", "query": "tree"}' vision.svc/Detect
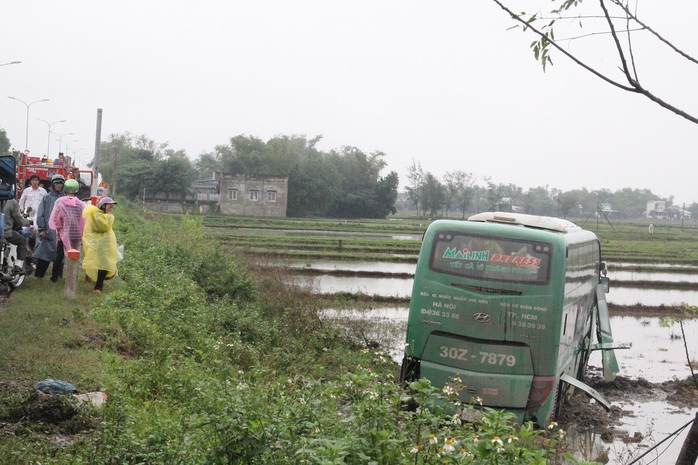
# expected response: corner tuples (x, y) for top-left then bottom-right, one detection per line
(151, 150), (195, 194)
(326, 148), (397, 218)
(287, 152), (340, 217)
(194, 151), (222, 179)
(99, 132), (194, 200)
(611, 187), (655, 218)
(523, 186), (553, 216)
(373, 171), (399, 217)
(421, 173), (445, 217)
(405, 160), (424, 213)
(484, 179), (504, 211)
(444, 170), (477, 219)
(492, 0), (698, 124)
(0, 128), (10, 156)
(229, 135), (269, 174)
(557, 191), (581, 219)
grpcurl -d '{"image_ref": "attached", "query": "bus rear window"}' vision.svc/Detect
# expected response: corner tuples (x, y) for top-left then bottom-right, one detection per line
(430, 232), (552, 284)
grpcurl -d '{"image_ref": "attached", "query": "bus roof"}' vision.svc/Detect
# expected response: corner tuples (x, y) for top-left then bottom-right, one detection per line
(467, 211), (581, 233)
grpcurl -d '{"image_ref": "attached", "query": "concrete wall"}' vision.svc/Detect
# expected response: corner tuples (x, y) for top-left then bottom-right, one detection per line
(218, 173), (288, 217)
(144, 201), (185, 213)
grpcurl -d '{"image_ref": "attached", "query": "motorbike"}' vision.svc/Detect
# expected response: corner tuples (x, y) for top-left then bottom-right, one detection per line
(0, 213), (35, 290)
(0, 240), (27, 289)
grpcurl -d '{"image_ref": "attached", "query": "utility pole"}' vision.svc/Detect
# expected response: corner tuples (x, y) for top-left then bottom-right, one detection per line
(91, 109), (102, 199)
(112, 146), (117, 196)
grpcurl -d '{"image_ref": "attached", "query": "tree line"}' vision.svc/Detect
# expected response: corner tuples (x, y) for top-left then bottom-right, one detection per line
(405, 160), (696, 220)
(2, 127), (692, 220)
(97, 133), (398, 218)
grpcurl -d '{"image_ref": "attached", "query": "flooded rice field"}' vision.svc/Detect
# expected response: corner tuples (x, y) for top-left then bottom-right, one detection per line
(322, 307), (697, 464)
(288, 259), (698, 306)
(309, 258), (698, 464)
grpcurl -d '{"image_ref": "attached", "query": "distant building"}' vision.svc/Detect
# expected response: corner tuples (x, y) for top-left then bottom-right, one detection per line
(596, 202), (619, 218)
(217, 173), (288, 217)
(190, 172), (288, 217)
(645, 200), (666, 218)
(143, 173), (288, 217)
(644, 200), (692, 220)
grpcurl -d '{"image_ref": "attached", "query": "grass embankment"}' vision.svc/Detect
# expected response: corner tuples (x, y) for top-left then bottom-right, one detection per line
(0, 206), (572, 464)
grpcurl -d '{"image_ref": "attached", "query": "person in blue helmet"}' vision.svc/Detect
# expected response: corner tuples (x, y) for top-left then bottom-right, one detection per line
(34, 174), (66, 281)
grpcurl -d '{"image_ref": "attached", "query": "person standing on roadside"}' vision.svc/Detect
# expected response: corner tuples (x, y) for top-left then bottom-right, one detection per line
(19, 174), (47, 223)
(82, 197), (118, 294)
(18, 174), (47, 260)
(49, 179), (85, 256)
(34, 174), (66, 282)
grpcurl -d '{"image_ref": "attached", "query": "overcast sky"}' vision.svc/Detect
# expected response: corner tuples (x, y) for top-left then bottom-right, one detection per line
(1, 1), (696, 205)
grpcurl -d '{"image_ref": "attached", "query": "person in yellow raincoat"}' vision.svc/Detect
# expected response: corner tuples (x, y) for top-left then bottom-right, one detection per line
(82, 197), (118, 294)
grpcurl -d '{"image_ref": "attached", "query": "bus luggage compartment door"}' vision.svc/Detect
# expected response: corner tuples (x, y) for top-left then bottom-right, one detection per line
(420, 333), (534, 408)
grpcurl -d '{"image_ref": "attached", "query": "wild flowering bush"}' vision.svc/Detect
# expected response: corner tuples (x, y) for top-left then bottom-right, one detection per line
(182, 351), (571, 464)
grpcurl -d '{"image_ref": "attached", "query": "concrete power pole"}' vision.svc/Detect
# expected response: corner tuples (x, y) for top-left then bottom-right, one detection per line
(91, 108), (103, 199)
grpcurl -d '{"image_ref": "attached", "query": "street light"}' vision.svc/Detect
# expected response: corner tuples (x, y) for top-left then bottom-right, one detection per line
(64, 140), (78, 161)
(54, 132), (74, 154)
(39, 119), (66, 158)
(7, 96), (50, 151)
(71, 148), (87, 168)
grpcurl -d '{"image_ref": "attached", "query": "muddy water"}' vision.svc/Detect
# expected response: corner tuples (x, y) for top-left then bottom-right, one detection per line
(323, 307), (698, 464)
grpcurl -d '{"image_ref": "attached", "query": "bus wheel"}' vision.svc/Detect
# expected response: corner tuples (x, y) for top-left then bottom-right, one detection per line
(577, 322), (594, 380)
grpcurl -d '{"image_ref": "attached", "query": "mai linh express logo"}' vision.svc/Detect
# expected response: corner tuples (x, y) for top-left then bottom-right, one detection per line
(442, 247), (542, 268)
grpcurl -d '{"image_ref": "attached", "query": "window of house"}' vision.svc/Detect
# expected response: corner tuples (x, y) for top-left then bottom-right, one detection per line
(249, 190), (259, 201)
(228, 188), (238, 200)
(267, 190), (277, 202)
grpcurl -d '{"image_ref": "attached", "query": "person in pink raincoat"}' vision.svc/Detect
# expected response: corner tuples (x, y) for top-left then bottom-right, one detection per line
(48, 179), (86, 262)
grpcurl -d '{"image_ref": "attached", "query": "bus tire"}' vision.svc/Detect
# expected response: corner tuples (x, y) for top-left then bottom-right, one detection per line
(577, 321), (594, 380)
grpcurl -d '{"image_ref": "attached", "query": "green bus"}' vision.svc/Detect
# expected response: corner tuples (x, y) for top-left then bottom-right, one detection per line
(400, 212), (624, 427)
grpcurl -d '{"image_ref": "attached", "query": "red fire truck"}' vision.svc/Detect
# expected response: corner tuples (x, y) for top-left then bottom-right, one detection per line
(17, 152), (94, 201)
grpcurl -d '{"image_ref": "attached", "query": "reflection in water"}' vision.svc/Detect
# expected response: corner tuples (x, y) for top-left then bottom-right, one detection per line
(613, 270), (698, 283)
(321, 308), (698, 464)
(301, 274), (698, 306)
(284, 260), (415, 274)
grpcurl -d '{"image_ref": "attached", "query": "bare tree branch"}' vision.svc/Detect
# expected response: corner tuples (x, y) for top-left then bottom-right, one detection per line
(609, 0), (698, 65)
(490, 0), (698, 125)
(598, 0), (636, 84)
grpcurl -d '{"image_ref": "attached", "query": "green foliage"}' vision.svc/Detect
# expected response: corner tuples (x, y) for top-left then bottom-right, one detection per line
(197, 135), (399, 218)
(0, 128), (10, 155)
(421, 172), (446, 217)
(288, 151), (341, 216)
(98, 133), (194, 200)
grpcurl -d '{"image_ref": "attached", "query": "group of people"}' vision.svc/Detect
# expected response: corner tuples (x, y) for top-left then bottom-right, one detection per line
(3, 173), (119, 294)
